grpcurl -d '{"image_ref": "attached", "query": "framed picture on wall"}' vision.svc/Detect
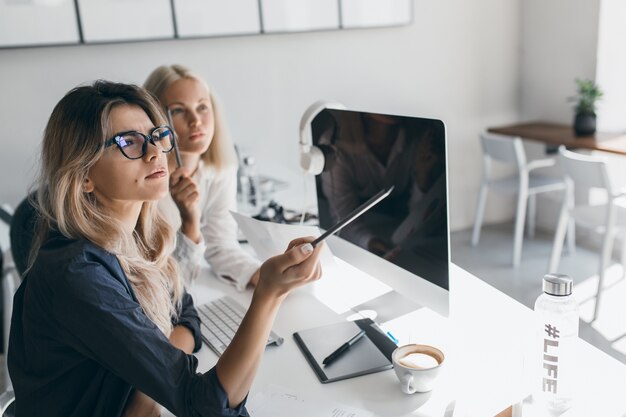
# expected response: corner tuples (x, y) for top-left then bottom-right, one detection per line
(341, 0), (412, 28)
(173, 0), (261, 38)
(0, 0), (80, 48)
(261, 0), (340, 33)
(76, 0), (175, 43)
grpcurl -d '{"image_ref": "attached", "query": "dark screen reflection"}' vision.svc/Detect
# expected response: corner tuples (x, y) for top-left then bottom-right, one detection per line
(314, 109), (449, 290)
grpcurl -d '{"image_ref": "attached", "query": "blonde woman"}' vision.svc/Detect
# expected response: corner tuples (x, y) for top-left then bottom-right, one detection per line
(144, 65), (260, 290)
(8, 81), (322, 417)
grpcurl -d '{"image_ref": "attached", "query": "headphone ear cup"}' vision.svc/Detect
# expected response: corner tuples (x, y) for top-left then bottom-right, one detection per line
(300, 146), (326, 175)
(317, 144), (336, 172)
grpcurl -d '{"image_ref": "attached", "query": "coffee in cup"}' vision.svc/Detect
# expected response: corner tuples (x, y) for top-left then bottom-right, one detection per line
(392, 344), (444, 394)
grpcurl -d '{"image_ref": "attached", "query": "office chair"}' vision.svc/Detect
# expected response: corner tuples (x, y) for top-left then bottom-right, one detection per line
(0, 196), (41, 417)
(9, 195), (38, 278)
(0, 195), (38, 396)
(471, 132), (573, 267)
(548, 147), (626, 322)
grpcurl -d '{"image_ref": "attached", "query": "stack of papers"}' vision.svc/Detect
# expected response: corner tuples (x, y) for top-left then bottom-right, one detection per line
(247, 384), (373, 417)
(231, 211), (333, 263)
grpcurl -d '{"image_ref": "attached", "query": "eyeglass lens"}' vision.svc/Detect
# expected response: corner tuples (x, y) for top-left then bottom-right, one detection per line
(117, 127), (174, 159)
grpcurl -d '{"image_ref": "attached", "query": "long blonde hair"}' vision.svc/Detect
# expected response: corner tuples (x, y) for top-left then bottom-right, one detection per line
(33, 80), (183, 336)
(143, 64), (237, 171)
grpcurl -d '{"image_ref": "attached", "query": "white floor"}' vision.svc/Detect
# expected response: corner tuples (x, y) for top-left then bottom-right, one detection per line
(451, 222), (626, 365)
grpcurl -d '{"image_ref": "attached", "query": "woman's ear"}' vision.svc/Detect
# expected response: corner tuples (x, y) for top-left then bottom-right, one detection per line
(83, 177), (95, 193)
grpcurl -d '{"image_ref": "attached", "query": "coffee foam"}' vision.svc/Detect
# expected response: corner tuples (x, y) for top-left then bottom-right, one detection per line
(398, 352), (439, 370)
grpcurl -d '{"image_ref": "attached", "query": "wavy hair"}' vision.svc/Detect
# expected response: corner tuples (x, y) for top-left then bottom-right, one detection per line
(143, 64), (237, 170)
(33, 80), (183, 336)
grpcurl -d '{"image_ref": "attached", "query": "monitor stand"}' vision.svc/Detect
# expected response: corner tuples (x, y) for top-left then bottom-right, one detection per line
(349, 290), (422, 323)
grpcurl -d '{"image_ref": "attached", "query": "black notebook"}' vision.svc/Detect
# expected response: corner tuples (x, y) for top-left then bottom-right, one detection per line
(293, 318), (398, 384)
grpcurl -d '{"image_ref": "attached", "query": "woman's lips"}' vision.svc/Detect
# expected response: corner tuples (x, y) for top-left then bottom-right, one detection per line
(189, 132), (205, 141)
(145, 169), (166, 179)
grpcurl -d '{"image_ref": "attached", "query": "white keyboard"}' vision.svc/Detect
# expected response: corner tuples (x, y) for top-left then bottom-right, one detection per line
(196, 296), (284, 356)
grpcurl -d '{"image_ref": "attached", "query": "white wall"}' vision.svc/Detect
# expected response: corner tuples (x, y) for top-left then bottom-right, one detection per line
(518, 0), (602, 231)
(0, 0), (521, 232)
(596, 0), (626, 133)
(594, 0), (626, 198)
(519, 0), (601, 123)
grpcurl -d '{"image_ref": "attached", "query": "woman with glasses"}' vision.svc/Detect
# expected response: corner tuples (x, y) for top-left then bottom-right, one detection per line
(8, 81), (323, 417)
(144, 65), (262, 290)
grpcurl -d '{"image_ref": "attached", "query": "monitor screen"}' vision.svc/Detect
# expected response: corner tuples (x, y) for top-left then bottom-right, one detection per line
(313, 109), (449, 292)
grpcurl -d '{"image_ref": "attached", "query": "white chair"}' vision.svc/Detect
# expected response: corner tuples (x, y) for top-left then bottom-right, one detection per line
(0, 388), (14, 417)
(0, 206), (16, 414)
(548, 148), (626, 322)
(472, 132), (573, 267)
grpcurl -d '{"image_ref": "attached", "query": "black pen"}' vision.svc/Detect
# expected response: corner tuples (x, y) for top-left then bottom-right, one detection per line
(322, 330), (366, 366)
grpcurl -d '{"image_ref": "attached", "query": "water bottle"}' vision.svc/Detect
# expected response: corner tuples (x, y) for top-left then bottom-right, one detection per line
(238, 156), (259, 214)
(534, 273), (579, 412)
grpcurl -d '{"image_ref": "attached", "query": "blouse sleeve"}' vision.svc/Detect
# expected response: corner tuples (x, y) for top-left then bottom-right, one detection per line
(200, 167), (261, 291)
(48, 257), (248, 417)
(173, 290), (203, 353)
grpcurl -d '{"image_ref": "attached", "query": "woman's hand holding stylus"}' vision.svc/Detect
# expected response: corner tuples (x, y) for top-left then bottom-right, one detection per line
(170, 167), (201, 244)
(256, 237), (323, 300)
(216, 237), (324, 408)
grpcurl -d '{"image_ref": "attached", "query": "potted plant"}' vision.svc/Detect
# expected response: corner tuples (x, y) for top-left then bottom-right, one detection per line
(571, 78), (603, 137)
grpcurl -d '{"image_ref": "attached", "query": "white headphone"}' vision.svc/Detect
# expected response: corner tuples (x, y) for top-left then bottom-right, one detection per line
(299, 100), (347, 175)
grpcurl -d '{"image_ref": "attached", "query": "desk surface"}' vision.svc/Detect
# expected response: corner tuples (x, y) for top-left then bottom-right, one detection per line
(488, 121), (626, 156)
(167, 238), (626, 417)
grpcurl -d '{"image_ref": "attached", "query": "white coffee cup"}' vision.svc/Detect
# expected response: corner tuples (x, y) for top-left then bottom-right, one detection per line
(392, 344), (444, 394)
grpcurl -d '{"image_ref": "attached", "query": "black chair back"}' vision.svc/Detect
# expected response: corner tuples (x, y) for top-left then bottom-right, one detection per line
(10, 195), (38, 277)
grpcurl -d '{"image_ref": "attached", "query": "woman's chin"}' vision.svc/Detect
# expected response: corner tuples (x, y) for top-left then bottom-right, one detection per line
(149, 184), (170, 201)
(180, 139), (212, 155)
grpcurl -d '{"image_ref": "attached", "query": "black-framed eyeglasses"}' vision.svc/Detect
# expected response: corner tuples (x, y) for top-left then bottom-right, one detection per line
(104, 125), (175, 160)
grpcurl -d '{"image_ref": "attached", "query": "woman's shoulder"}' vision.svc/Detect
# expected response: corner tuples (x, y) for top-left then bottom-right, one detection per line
(28, 233), (123, 292)
(20, 233), (136, 325)
(40, 232), (114, 262)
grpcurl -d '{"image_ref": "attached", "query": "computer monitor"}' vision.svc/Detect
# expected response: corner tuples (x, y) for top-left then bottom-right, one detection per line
(312, 108), (449, 317)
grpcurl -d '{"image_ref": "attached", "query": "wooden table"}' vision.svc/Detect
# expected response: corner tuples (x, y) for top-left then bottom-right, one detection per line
(487, 121), (626, 156)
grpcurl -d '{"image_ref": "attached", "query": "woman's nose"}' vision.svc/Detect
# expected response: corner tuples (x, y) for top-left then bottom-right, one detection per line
(144, 139), (160, 162)
(188, 111), (200, 127)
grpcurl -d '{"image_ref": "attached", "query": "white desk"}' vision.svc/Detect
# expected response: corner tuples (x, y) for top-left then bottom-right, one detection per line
(165, 237), (626, 417)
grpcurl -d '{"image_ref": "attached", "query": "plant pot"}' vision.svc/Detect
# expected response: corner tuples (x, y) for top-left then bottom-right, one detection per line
(574, 112), (596, 137)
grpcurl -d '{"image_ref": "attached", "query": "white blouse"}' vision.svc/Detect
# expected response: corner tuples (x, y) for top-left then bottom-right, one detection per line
(159, 160), (261, 291)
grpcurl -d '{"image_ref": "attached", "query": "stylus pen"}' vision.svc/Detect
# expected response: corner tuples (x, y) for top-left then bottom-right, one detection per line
(311, 186), (394, 248)
(322, 330), (366, 366)
(166, 108), (183, 168)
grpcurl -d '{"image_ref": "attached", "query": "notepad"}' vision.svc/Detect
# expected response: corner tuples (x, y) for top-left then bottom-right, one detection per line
(293, 318), (397, 383)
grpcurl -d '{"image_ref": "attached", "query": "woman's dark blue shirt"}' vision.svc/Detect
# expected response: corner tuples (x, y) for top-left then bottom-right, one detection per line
(8, 232), (248, 417)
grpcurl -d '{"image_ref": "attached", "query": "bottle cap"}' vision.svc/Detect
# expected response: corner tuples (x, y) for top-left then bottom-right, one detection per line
(543, 273), (573, 296)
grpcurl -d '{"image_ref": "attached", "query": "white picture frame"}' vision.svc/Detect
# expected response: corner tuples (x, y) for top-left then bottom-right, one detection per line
(341, 0), (412, 29)
(76, 0), (175, 43)
(173, 0), (261, 38)
(0, 0), (80, 47)
(261, 0), (340, 33)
